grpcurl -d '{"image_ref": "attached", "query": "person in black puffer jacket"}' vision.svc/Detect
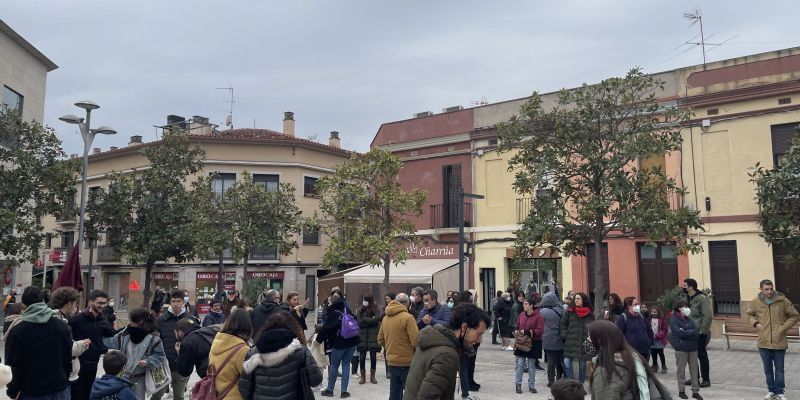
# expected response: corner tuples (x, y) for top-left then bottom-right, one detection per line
(356, 294), (381, 385)
(174, 318), (220, 378)
(239, 313), (322, 400)
(250, 289), (290, 339)
(316, 294), (360, 398)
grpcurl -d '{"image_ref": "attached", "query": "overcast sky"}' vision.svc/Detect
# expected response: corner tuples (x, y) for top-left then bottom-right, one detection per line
(4, 1), (800, 155)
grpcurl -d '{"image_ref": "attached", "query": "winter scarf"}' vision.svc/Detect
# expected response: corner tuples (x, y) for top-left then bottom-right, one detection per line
(256, 329), (295, 354)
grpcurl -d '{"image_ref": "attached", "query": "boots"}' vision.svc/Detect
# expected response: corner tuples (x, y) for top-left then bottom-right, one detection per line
(359, 368), (366, 384)
(370, 369), (377, 384)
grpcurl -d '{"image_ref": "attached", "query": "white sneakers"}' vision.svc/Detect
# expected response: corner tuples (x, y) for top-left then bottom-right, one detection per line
(768, 393), (788, 400)
(504, 346), (514, 351)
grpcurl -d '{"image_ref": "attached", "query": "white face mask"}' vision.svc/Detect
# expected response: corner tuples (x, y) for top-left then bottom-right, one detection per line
(682, 307), (691, 317)
(362, 301), (369, 307)
(410, 296), (417, 304)
(632, 305), (641, 314)
(183, 296), (190, 304)
(562, 303), (568, 310)
(108, 301), (115, 307)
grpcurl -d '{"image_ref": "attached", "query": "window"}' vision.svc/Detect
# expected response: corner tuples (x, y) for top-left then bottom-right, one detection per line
(708, 240), (741, 315)
(61, 231), (75, 249)
(771, 122), (800, 167)
(442, 164), (462, 228)
(253, 174), (279, 192)
(2, 86), (23, 115)
(44, 233), (52, 249)
(89, 186), (102, 205)
(211, 173), (236, 198)
(304, 176), (319, 197)
(303, 228), (320, 245)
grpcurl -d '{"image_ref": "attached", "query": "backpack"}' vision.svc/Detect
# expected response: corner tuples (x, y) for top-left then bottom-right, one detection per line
(191, 343), (246, 400)
(337, 306), (360, 339)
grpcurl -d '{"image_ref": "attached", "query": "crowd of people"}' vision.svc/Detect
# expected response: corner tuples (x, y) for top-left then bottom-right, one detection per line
(0, 276), (796, 400)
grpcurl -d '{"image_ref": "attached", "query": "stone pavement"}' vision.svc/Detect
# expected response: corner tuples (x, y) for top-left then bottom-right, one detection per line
(0, 334), (797, 399)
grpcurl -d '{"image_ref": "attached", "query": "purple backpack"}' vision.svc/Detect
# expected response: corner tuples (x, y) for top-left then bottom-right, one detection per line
(337, 306), (360, 339)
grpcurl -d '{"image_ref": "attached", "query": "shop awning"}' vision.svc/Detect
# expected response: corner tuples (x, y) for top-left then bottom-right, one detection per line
(343, 259), (458, 284)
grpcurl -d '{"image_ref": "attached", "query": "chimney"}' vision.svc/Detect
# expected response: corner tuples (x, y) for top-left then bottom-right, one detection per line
(93, 148), (101, 154)
(189, 115), (212, 135)
(129, 135), (142, 146)
(167, 115), (187, 130)
(329, 131), (340, 148)
(109, 146), (118, 151)
(283, 111), (295, 136)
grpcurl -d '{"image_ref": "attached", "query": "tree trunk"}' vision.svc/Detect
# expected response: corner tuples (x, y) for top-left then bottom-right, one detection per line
(241, 254), (250, 300)
(216, 252), (225, 302)
(382, 254), (391, 297)
(142, 260), (155, 308)
(593, 231), (606, 320)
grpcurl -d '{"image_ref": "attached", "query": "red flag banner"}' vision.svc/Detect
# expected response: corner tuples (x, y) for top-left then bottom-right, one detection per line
(53, 244), (83, 292)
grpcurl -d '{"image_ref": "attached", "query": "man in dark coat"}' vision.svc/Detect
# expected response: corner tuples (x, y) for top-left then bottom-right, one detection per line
(69, 290), (117, 400)
(174, 318), (219, 378)
(6, 286), (73, 400)
(151, 290), (199, 400)
(408, 287), (425, 319)
(250, 289), (290, 338)
(202, 300), (226, 327)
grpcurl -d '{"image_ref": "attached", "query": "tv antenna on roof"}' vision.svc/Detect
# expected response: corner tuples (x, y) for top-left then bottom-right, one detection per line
(469, 96), (489, 107)
(216, 85), (236, 129)
(683, 9), (738, 70)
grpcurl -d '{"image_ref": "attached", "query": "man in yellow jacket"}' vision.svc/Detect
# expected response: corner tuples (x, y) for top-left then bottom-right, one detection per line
(378, 293), (419, 400)
(746, 279), (800, 400)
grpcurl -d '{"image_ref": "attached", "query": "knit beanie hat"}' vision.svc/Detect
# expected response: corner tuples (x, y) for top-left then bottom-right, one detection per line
(256, 328), (295, 353)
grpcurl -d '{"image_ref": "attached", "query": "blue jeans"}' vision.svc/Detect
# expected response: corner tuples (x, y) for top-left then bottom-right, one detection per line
(389, 366), (410, 400)
(515, 356), (536, 387)
(328, 346), (357, 393)
(563, 357), (587, 383)
(759, 348), (785, 395)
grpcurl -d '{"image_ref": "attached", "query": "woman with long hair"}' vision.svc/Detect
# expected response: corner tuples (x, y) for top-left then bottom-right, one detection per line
(356, 293), (381, 384)
(588, 320), (671, 400)
(239, 312), (322, 400)
(208, 309), (252, 400)
(606, 293), (624, 322)
(104, 308), (167, 400)
(560, 292), (595, 384)
(514, 296), (544, 394)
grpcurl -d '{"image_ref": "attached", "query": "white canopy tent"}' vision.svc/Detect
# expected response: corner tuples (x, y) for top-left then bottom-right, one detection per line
(343, 258), (459, 298)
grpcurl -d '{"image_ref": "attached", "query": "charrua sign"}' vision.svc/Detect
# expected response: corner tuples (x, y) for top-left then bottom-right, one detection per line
(405, 242), (457, 259)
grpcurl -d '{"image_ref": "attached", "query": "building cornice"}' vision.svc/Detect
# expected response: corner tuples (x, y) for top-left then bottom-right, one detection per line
(377, 132), (471, 152)
(0, 19), (57, 71)
(84, 160), (335, 182)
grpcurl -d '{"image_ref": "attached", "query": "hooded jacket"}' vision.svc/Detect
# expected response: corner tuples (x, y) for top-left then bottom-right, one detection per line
(89, 375), (137, 400)
(403, 324), (460, 400)
(316, 299), (360, 350)
(209, 332), (250, 400)
(176, 323), (219, 378)
(377, 301), (419, 367)
(250, 299), (290, 339)
(540, 292), (564, 351)
(238, 339), (322, 400)
(156, 308), (199, 369)
(746, 291), (800, 350)
(202, 310), (226, 327)
(5, 302), (73, 398)
(687, 291), (713, 335)
(69, 308), (116, 364)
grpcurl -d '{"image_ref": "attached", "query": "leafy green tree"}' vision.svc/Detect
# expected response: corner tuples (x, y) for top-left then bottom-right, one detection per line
(87, 131), (204, 306)
(190, 171), (303, 297)
(750, 136), (800, 260)
(0, 107), (78, 265)
(317, 149), (426, 295)
(498, 68), (703, 318)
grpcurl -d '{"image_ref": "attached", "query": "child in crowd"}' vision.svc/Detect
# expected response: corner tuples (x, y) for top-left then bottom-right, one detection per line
(90, 350), (137, 400)
(550, 379), (587, 400)
(648, 305), (669, 373)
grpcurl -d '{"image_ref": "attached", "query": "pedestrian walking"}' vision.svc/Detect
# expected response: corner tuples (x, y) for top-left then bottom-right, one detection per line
(202, 299), (226, 327)
(588, 320), (671, 400)
(240, 312), (323, 400)
(50, 287), (90, 383)
(206, 309), (252, 400)
(616, 296), (654, 361)
(491, 290), (502, 345)
(560, 291), (594, 384)
(668, 301), (703, 400)
(514, 297), (544, 394)
(69, 289), (117, 400)
(540, 292), (565, 388)
(746, 279), (800, 400)
(378, 293), (419, 400)
(104, 307), (170, 400)
(683, 278), (712, 387)
(493, 291), (514, 350)
(174, 317), (219, 378)
(151, 290), (200, 400)
(605, 293), (624, 323)
(403, 303), (490, 400)
(250, 289), (290, 338)
(5, 286), (73, 400)
(355, 293), (381, 385)
(90, 350), (137, 400)
(648, 305), (668, 374)
(316, 293), (360, 398)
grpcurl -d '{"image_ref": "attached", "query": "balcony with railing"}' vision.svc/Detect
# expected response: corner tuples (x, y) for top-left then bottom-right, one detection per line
(52, 247), (71, 263)
(429, 202), (471, 229)
(250, 246), (278, 260)
(55, 207), (77, 224)
(516, 197), (533, 224)
(96, 246), (121, 262)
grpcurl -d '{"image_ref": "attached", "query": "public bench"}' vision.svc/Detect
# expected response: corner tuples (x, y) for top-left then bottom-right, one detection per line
(722, 319), (800, 351)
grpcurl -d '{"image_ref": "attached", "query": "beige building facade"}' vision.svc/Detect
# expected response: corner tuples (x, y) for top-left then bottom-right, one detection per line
(37, 114), (351, 313)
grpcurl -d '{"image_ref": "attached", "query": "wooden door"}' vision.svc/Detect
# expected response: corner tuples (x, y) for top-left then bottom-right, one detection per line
(638, 244), (678, 305)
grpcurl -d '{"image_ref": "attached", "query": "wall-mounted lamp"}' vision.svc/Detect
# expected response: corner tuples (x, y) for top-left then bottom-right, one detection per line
(705, 197), (711, 212)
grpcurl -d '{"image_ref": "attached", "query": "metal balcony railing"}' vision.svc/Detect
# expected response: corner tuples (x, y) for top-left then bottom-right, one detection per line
(516, 197), (533, 224)
(429, 202), (471, 229)
(250, 247), (278, 260)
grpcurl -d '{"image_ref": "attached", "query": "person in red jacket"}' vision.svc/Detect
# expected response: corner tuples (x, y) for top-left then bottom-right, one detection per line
(514, 296), (544, 394)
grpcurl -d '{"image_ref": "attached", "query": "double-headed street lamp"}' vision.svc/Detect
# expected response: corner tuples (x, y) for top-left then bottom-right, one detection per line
(59, 101), (116, 291)
(458, 187), (484, 292)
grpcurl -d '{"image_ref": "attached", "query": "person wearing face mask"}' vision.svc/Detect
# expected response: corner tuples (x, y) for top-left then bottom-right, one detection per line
(69, 290), (118, 400)
(181, 290), (199, 320)
(403, 303), (490, 400)
(416, 289), (451, 330)
(355, 294), (381, 384)
(408, 287), (425, 319)
(104, 296), (118, 328)
(668, 301), (703, 400)
(682, 278), (712, 388)
(615, 296), (653, 361)
(493, 291), (514, 351)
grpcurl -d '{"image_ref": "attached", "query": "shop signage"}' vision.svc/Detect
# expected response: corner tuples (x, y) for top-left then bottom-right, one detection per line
(196, 272), (236, 282)
(153, 272), (179, 281)
(246, 271), (285, 279)
(405, 242), (457, 259)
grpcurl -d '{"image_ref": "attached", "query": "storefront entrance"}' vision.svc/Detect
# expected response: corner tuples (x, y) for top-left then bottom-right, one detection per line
(196, 271), (236, 314)
(508, 258), (559, 297)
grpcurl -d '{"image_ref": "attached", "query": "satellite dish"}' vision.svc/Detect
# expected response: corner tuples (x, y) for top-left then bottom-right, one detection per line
(225, 114), (233, 127)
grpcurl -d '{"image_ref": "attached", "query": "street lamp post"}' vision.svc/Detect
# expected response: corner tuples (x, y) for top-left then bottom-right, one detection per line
(59, 101), (116, 292)
(458, 187), (484, 292)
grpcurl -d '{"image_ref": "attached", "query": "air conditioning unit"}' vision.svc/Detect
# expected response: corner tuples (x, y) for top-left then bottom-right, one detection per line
(442, 106), (464, 113)
(414, 111), (433, 118)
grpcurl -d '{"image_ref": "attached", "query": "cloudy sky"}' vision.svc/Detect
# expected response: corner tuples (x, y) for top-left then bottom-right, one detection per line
(4, 1), (800, 155)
